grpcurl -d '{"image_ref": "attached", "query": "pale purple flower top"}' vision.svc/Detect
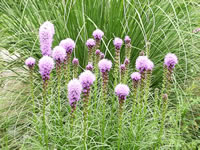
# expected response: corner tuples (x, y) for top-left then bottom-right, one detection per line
(164, 53), (178, 69)
(86, 39), (96, 49)
(93, 29), (104, 41)
(59, 38), (75, 54)
(120, 64), (126, 72)
(100, 52), (105, 59)
(39, 21), (55, 56)
(72, 58), (79, 66)
(131, 72), (141, 81)
(86, 63), (93, 71)
(113, 37), (123, 50)
(25, 57), (36, 68)
(79, 70), (96, 90)
(38, 56), (54, 81)
(68, 79), (82, 106)
(52, 46), (66, 63)
(124, 58), (130, 66)
(115, 84), (130, 100)
(124, 36), (131, 44)
(98, 59), (112, 73)
(95, 49), (101, 56)
(136, 56), (154, 72)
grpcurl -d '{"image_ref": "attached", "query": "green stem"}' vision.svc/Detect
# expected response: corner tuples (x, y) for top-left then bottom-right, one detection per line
(57, 64), (62, 128)
(43, 80), (48, 148)
(30, 69), (35, 114)
(117, 100), (124, 150)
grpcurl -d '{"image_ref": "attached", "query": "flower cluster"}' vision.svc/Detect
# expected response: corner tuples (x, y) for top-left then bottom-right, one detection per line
(86, 63), (93, 71)
(164, 53), (178, 70)
(86, 39), (96, 49)
(25, 57), (36, 68)
(68, 79), (82, 106)
(39, 21), (54, 56)
(115, 84), (130, 101)
(38, 56), (54, 81)
(93, 29), (104, 41)
(113, 37), (123, 50)
(72, 58), (79, 66)
(136, 56), (154, 73)
(98, 59), (112, 73)
(59, 38), (75, 54)
(131, 72), (141, 81)
(79, 70), (96, 93)
(52, 46), (66, 63)
(124, 36), (131, 44)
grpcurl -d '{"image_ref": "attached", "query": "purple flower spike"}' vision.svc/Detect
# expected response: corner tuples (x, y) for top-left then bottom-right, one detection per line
(79, 70), (96, 92)
(164, 53), (178, 70)
(124, 58), (130, 66)
(86, 39), (96, 49)
(72, 58), (79, 66)
(124, 36), (131, 44)
(93, 29), (104, 41)
(98, 59), (112, 73)
(113, 37), (123, 50)
(100, 52), (105, 59)
(25, 57), (36, 68)
(120, 64), (126, 72)
(115, 84), (130, 101)
(131, 72), (141, 81)
(52, 46), (66, 63)
(136, 56), (154, 73)
(39, 21), (55, 56)
(95, 49), (101, 56)
(68, 79), (82, 106)
(39, 56), (54, 81)
(59, 38), (75, 54)
(86, 63), (93, 71)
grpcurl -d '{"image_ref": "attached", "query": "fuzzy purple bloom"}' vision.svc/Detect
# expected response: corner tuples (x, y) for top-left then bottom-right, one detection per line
(193, 28), (200, 33)
(39, 21), (55, 56)
(72, 58), (79, 66)
(93, 29), (104, 41)
(124, 58), (130, 66)
(120, 64), (126, 72)
(115, 84), (130, 100)
(68, 79), (82, 106)
(25, 57), (36, 68)
(164, 53), (178, 69)
(59, 38), (75, 54)
(79, 70), (96, 92)
(124, 36), (131, 44)
(136, 56), (154, 72)
(52, 46), (66, 63)
(113, 37), (123, 50)
(131, 72), (141, 81)
(95, 49), (101, 56)
(86, 63), (93, 71)
(100, 52), (105, 59)
(98, 59), (112, 73)
(38, 56), (54, 81)
(86, 39), (96, 49)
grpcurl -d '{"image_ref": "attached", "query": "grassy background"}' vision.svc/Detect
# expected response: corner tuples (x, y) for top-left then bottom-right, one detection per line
(0, 0), (200, 149)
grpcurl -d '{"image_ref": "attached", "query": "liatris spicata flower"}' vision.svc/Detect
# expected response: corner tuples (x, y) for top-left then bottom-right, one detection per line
(86, 39), (96, 62)
(136, 56), (154, 73)
(39, 56), (54, 81)
(93, 29), (104, 48)
(52, 46), (66, 64)
(164, 53), (178, 71)
(38, 56), (54, 147)
(131, 72), (141, 88)
(72, 58), (79, 78)
(120, 64), (126, 82)
(113, 37), (123, 87)
(100, 52), (105, 60)
(25, 57), (36, 69)
(115, 84), (129, 150)
(95, 49), (101, 56)
(25, 57), (36, 114)
(124, 57), (130, 67)
(68, 79), (82, 114)
(86, 63), (93, 71)
(124, 35), (131, 44)
(79, 70), (95, 147)
(59, 38), (75, 55)
(98, 59), (112, 142)
(39, 21), (54, 56)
